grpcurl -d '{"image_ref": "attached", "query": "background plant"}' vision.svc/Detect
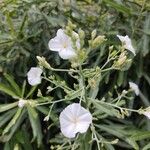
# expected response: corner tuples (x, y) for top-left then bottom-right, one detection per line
(0, 0), (150, 150)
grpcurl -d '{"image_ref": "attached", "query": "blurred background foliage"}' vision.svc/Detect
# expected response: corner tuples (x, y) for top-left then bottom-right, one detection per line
(0, 0), (150, 149)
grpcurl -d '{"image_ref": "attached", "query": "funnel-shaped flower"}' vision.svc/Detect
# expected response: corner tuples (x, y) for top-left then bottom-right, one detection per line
(27, 67), (43, 86)
(48, 29), (79, 60)
(59, 103), (92, 138)
(117, 35), (135, 56)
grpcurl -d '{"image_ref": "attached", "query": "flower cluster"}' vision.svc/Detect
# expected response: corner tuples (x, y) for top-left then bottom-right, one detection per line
(25, 28), (150, 141)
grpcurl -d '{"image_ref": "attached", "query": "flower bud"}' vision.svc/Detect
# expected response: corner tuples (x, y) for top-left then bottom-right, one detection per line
(91, 29), (97, 40)
(92, 35), (106, 48)
(117, 54), (127, 66)
(36, 56), (51, 69)
(78, 28), (85, 40)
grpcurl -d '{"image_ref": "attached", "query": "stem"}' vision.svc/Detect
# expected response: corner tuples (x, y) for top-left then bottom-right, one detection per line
(42, 77), (72, 91)
(79, 64), (87, 104)
(132, 0), (146, 36)
(91, 123), (101, 150)
(71, 133), (79, 150)
(36, 98), (66, 106)
(50, 68), (78, 73)
(90, 98), (139, 113)
(101, 67), (114, 73)
(101, 58), (114, 70)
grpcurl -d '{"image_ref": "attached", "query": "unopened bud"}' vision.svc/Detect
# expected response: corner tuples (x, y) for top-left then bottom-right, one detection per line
(91, 29), (97, 39)
(36, 56), (51, 69)
(88, 78), (97, 88)
(78, 28), (85, 40)
(118, 55), (127, 66)
(92, 35), (106, 48)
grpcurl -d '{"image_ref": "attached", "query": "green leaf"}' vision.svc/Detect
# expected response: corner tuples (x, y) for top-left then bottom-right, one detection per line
(0, 109), (26, 142)
(103, 0), (131, 15)
(21, 128), (33, 150)
(25, 86), (37, 99)
(142, 13), (150, 56)
(144, 73), (150, 86)
(142, 143), (150, 150)
(3, 108), (22, 135)
(0, 83), (20, 99)
(96, 124), (124, 138)
(4, 73), (22, 97)
(4, 142), (11, 150)
(65, 89), (82, 100)
(117, 71), (124, 87)
(0, 102), (18, 113)
(27, 106), (43, 147)
(0, 108), (17, 127)
(80, 130), (92, 150)
(96, 124), (139, 149)
(130, 131), (150, 141)
(21, 80), (26, 98)
(92, 101), (119, 117)
(126, 138), (139, 150)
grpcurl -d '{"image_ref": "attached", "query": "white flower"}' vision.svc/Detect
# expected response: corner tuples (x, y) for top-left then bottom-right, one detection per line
(27, 67), (43, 86)
(48, 29), (80, 60)
(143, 107), (150, 119)
(18, 99), (27, 108)
(117, 35), (136, 56)
(59, 103), (92, 138)
(129, 82), (139, 96)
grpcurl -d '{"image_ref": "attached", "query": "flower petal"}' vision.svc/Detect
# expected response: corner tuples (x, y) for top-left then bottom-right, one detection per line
(72, 31), (80, 49)
(57, 29), (71, 42)
(75, 123), (90, 134)
(129, 82), (139, 96)
(61, 124), (76, 138)
(48, 37), (63, 51)
(58, 48), (77, 59)
(28, 77), (41, 86)
(117, 35), (136, 56)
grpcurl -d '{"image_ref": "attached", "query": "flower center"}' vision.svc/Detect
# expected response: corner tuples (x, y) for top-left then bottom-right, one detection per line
(72, 117), (79, 124)
(63, 42), (68, 48)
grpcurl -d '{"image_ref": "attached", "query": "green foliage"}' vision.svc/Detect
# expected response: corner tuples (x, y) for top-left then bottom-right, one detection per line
(0, 0), (150, 150)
